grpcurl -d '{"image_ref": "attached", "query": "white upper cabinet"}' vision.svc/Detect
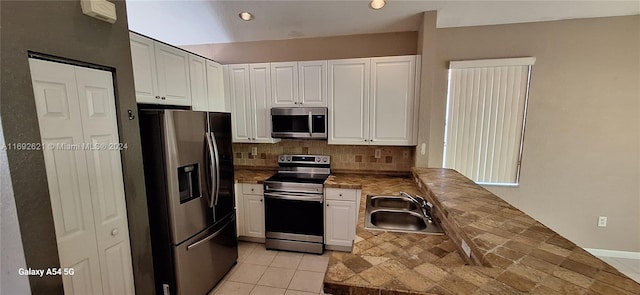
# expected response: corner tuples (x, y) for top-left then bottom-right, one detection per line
(153, 42), (191, 106)
(370, 56), (418, 145)
(270, 61), (327, 107)
(250, 63), (276, 143)
(328, 55), (419, 146)
(298, 60), (328, 107)
(193, 59), (227, 112)
(130, 32), (191, 106)
(228, 64), (253, 142)
(189, 55), (208, 111)
(328, 58), (370, 145)
(270, 62), (298, 107)
(228, 64), (280, 143)
(129, 33), (158, 104)
(206, 60), (227, 112)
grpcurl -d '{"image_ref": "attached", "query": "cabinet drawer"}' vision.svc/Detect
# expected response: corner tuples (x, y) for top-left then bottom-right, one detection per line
(325, 188), (358, 201)
(242, 184), (264, 195)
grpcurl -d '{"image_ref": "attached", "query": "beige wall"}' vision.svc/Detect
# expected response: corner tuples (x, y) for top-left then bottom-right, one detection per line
(181, 31), (418, 63)
(417, 14), (640, 252)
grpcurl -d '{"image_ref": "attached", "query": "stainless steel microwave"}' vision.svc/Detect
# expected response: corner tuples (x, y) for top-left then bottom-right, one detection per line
(271, 107), (328, 139)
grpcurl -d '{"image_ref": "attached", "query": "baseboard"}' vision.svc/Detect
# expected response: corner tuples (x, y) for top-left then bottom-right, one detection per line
(238, 236), (265, 243)
(584, 248), (640, 260)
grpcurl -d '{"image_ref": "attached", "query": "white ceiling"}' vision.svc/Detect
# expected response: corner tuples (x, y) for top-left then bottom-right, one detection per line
(126, 0), (640, 46)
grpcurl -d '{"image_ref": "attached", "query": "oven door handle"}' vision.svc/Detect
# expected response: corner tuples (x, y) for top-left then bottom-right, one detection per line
(264, 192), (323, 203)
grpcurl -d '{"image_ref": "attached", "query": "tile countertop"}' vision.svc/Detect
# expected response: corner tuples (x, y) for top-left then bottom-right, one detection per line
(322, 169), (640, 295)
(233, 166), (277, 184)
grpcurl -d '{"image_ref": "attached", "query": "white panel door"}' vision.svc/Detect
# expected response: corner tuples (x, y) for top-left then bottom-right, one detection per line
(298, 60), (327, 107)
(29, 59), (104, 295)
(206, 60), (227, 112)
(30, 59), (135, 295)
(328, 58), (370, 145)
(129, 32), (158, 104)
(250, 63), (274, 143)
(325, 200), (356, 247)
(228, 64), (252, 143)
(154, 42), (191, 106)
(189, 55), (208, 111)
(74, 67), (135, 295)
(370, 56), (417, 146)
(270, 62), (298, 107)
(243, 195), (265, 238)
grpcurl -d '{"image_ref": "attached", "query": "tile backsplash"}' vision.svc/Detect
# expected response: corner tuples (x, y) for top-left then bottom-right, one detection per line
(233, 140), (415, 172)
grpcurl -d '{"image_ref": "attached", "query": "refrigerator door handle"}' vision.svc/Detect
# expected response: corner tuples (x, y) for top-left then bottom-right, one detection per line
(205, 132), (216, 208)
(186, 216), (235, 251)
(210, 132), (221, 206)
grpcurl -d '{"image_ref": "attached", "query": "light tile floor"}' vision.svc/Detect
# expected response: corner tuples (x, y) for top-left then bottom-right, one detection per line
(210, 242), (329, 295)
(596, 255), (640, 283)
(210, 242), (640, 295)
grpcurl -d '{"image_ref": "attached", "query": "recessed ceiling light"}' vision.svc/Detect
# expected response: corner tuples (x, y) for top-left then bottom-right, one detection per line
(239, 12), (254, 21)
(370, 0), (385, 10)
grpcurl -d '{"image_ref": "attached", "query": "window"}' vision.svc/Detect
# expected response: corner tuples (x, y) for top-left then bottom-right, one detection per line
(443, 57), (535, 185)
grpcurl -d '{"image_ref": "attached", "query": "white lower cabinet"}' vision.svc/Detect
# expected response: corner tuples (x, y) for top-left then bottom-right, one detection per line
(324, 188), (360, 251)
(236, 183), (265, 241)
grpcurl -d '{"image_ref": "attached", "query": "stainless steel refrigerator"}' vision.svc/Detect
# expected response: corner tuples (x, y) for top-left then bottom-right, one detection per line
(139, 110), (238, 295)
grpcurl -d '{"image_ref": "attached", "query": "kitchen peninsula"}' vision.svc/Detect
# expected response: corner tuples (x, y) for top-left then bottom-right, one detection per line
(322, 168), (640, 295)
(233, 167), (640, 294)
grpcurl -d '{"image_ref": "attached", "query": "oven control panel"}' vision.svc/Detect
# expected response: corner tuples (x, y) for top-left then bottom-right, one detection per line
(278, 154), (330, 165)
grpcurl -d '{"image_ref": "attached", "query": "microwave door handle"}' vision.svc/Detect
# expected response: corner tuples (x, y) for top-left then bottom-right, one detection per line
(210, 132), (221, 206)
(205, 132), (216, 208)
(308, 111), (312, 136)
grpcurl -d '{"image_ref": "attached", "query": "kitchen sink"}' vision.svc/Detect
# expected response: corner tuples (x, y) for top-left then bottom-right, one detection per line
(365, 195), (445, 235)
(369, 195), (418, 210)
(369, 210), (427, 231)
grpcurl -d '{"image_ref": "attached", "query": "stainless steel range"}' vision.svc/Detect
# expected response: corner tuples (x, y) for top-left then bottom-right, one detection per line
(263, 154), (330, 254)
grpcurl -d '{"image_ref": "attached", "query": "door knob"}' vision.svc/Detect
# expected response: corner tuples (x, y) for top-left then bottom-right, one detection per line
(111, 229), (119, 236)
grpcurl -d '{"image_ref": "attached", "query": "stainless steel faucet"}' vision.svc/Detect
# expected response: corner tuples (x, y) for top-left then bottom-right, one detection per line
(400, 191), (433, 223)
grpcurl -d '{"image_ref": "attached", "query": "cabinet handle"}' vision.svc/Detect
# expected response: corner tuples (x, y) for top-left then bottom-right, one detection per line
(339, 194), (343, 197)
(326, 204), (329, 207)
(251, 188), (254, 192)
(155, 96), (160, 99)
(260, 199), (263, 202)
(162, 97), (166, 100)
(364, 139), (368, 142)
(111, 229), (119, 236)
(294, 102), (298, 104)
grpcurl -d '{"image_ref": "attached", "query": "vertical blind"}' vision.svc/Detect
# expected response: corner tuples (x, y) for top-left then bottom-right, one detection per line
(443, 57), (535, 185)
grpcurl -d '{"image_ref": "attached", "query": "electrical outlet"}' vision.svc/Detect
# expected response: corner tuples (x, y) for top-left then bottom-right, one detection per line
(598, 216), (607, 227)
(251, 147), (258, 156)
(374, 149), (381, 159)
(461, 239), (471, 258)
(403, 150), (410, 159)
